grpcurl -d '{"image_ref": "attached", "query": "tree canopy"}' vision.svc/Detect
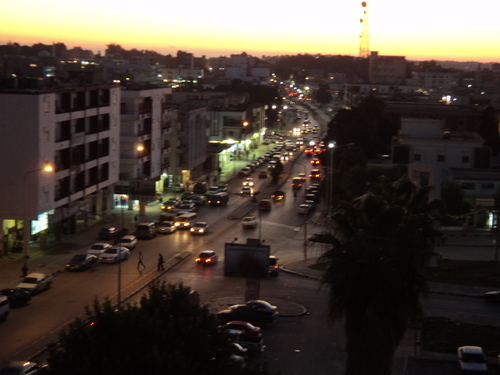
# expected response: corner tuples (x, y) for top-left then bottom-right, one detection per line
(45, 282), (271, 375)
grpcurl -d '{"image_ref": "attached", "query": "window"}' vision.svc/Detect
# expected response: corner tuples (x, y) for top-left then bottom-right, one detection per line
(481, 183), (495, 190)
(413, 153), (421, 161)
(437, 155), (445, 162)
(461, 182), (475, 190)
(462, 156), (470, 163)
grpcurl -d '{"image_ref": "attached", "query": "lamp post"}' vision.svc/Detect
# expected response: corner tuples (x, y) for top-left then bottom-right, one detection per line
(23, 163), (53, 258)
(327, 142), (335, 216)
(79, 209), (123, 309)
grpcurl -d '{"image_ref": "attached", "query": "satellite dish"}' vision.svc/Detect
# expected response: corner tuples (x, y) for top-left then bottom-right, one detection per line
(361, 1), (367, 7)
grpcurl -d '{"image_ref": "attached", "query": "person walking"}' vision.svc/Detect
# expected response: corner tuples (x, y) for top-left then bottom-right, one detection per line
(157, 253), (165, 271)
(137, 251), (146, 270)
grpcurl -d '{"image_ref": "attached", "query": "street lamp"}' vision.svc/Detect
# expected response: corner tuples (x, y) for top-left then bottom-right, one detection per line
(23, 163), (53, 258)
(327, 142), (335, 215)
(79, 209), (124, 309)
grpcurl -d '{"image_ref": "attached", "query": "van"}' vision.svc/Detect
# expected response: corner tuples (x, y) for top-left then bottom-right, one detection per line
(174, 212), (198, 229)
(0, 295), (10, 321)
(207, 192), (229, 206)
(135, 222), (157, 239)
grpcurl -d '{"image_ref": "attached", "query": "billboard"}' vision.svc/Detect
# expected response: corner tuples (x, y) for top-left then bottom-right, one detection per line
(224, 241), (270, 279)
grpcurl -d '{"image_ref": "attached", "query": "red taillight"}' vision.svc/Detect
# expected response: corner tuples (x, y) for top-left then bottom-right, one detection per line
(205, 259), (212, 263)
(195, 258), (201, 262)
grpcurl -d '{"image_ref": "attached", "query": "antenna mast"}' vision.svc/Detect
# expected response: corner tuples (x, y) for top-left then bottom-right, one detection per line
(359, 2), (370, 58)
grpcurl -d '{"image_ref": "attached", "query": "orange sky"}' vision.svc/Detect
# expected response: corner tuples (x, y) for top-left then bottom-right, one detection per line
(1, 0), (499, 63)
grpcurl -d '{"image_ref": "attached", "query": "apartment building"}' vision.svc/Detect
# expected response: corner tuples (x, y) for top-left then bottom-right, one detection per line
(368, 51), (407, 85)
(118, 86), (173, 213)
(0, 85), (121, 255)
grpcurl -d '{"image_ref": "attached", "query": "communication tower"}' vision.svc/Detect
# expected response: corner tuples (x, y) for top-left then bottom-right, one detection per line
(359, 1), (370, 58)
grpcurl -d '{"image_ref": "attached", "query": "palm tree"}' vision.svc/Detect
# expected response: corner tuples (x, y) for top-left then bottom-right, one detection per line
(310, 178), (443, 375)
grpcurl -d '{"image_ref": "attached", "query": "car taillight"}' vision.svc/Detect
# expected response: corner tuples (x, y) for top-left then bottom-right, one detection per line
(195, 258), (201, 262)
(205, 259), (212, 263)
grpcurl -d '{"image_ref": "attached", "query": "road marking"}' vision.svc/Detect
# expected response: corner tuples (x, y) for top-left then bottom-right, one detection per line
(260, 221), (301, 231)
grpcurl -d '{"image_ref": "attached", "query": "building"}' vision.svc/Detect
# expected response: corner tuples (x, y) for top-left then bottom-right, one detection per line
(118, 85), (173, 213)
(368, 51), (407, 85)
(0, 85), (121, 256)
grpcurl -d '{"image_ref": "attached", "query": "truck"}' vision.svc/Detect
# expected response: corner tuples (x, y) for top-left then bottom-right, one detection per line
(16, 272), (53, 294)
(207, 192), (229, 206)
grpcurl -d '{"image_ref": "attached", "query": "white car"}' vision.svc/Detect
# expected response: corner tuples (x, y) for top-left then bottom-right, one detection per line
(242, 216), (258, 229)
(298, 204), (312, 214)
(242, 178), (254, 187)
(118, 235), (137, 250)
(190, 222), (209, 235)
(87, 243), (112, 256)
(457, 346), (488, 374)
(99, 246), (130, 263)
(157, 221), (177, 234)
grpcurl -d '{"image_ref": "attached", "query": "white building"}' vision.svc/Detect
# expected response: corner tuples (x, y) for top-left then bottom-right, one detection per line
(0, 85), (121, 255)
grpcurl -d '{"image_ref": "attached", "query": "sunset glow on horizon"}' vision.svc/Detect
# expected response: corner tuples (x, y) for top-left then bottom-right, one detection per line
(2, 0), (500, 63)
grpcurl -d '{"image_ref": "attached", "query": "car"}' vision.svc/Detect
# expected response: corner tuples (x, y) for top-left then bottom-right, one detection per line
(190, 222), (209, 235)
(242, 178), (254, 187)
(298, 172), (307, 181)
(195, 250), (218, 265)
(0, 288), (32, 307)
(217, 183), (228, 192)
(309, 169), (322, 180)
(217, 305), (276, 326)
(298, 203), (312, 214)
(484, 290), (500, 302)
(171, 183), (185, 192)
(191, 195), (207, 206)
(238, 167), (252, 177)
(242, 216), (258, 229)
(457, 346), (488, 374)
(87, 243), (112, 256)
(206, 186), (221, 195)
(221, 321), (262, 338)
(118, 235), (137, 250)
(311, 158), (321, 166)
(180, 191), (195, 200)
(270, 190), (286, 202)
(177, 202), (197, 213)
(240, 187), (253, 197)
(268, 256), (279, 276)
(156, 221), (177, 234)
(65, 253), (98, 271)
(267, 160), (277, 170)
(98, 246), (130, 263)
(258, 199), (272, 211)
(161, 198), (180, 211)
(245, 300), (278, 315)
(227, 330), (265, 353)
(0, 361), (48, 375)
(98, 227), (119, 240)
(258, 170), (268, 178)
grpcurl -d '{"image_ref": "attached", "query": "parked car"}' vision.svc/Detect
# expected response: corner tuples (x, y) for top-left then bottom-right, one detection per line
(298, 203), (312, 214)
(191, 195), (207, 207)
(16, 273), (53, 295)
(227, 330), (265, 353)
(156, 221), (177, 234)
(242, 216), (258, 229)
(65, 254), (98, 271)
(195, 250), (218, 265)
(0, 288), (32, 307)
(220, 321), (262, 338)
(118, 235), (137, 250)
(484, 290), (500, 302)
(457, 346), (488, 374)
(217, 304), (276, 326)
(98, 246), (130, 263)
(0, 361), (48, 375)
(244, 300), (278, 315)
(87, 243), (112, 256)
(0, 295), (8, 321)
(181, 191), (195, 200)
(190, 222), (209, 235)
(98, 227), (119, 240)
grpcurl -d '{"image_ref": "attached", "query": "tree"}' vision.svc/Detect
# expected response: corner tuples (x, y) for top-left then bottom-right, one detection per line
(310, 178), (442, 375)
(269, 159), (284, 185)
(46, 282), (271, 375)
(313, 83), (332, 105)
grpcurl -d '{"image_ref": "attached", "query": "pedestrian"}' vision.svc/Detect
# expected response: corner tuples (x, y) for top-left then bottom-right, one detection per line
(157, 253), (165, 271)
(137, 251), (146, 270)
(134, 215), (138, 226)
(21, 262), (29, 277)
(293, 191), (297, 200)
